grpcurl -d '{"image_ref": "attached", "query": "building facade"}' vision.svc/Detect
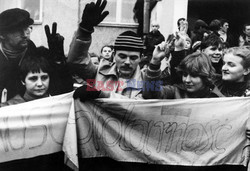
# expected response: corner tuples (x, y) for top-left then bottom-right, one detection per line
(1, 0), (250, 55)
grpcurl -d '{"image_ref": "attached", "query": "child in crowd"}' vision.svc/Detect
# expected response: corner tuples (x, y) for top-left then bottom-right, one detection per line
(100, 45), (114, 62)
(1, 47), (51, 106)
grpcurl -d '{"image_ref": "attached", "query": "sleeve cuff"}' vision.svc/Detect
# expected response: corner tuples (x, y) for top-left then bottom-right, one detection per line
(76, 27), (93, 40)
(146, 64), (161, 79)
(149, 63), (161, 70)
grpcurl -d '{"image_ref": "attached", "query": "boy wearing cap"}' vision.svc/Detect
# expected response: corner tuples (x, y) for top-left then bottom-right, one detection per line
(0, 8), (36, 102)
(68, 0), (146, 100)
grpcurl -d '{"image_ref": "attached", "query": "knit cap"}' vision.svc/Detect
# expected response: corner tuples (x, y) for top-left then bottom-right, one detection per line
(114, 31), (144, 53)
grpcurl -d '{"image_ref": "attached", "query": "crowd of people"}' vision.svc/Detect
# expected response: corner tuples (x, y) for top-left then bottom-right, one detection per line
(1, 0), (250, 170)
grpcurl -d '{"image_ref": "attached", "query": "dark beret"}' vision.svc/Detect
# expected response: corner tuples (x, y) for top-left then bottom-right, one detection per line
(0, 8), (34, 33)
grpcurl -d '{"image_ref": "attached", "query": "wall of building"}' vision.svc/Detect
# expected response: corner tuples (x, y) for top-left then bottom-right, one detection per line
(30, 0), (78, 54)
(151, 0), (188, 38)
(90, 25), (137, 55)
(30, 0), (138, 56)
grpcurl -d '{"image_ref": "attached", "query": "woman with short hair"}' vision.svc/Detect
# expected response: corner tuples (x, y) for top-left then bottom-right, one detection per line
(143, 49), (224, 99)
(214, 46), (250, 97)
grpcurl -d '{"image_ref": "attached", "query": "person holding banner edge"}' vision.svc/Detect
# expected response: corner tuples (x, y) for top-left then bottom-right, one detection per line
(0, 8), (73, 104)
(213, 46), (250, 141)
(0, 22), (73, 107)
(0, 22), (73, 169)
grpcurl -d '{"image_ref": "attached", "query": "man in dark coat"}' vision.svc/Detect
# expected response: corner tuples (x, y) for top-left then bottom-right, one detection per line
(142, 22), (165, 68)
(0, 8), (36, 102)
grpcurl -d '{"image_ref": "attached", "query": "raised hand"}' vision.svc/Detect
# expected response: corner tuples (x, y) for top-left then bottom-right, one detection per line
(44, 22), (65, 63)
(80, 0), (109, 31)
(151, 41), (173, 65)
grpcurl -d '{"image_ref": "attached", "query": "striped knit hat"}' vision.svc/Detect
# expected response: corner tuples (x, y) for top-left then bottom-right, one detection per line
(114, 31), (144, 53)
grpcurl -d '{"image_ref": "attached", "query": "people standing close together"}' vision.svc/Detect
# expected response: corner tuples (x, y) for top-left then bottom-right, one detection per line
(1, 0), (250, 104)
(1, 0), (250, 130)
(1, 0), (250, 171)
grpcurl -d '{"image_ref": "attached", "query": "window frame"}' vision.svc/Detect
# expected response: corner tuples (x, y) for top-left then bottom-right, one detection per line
(101, 0), (138, 26)
(80, 0), (138, 27)
(18, 0), (43, 24)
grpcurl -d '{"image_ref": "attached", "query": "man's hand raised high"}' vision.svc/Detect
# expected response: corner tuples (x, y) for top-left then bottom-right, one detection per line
(80, 0), (109, 32)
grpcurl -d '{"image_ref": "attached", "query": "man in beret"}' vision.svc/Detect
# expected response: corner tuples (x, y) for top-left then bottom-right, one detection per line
(68, 0), (148, 100)
(0, 8), (36, 102)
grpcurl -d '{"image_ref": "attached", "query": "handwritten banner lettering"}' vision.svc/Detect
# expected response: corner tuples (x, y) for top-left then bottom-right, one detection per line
(0, 92), (73, 163)
(1, 94), (250, 170)
(74, 98), (250, 166)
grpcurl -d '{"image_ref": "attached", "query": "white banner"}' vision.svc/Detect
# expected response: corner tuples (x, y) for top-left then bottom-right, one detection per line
(0, 92), (73, 163)
(1, 94), (250, 169)
(72, 97), (250, 167)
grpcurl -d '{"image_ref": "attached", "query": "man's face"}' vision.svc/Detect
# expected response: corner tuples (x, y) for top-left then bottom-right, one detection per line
(2, 26), (32, 51)
(221, 22), (229, 33)
(151, 25), (159, 32)
(203, 45), (223, 63)
(114, 50), (141, 79)
(244, 25), (250, 37)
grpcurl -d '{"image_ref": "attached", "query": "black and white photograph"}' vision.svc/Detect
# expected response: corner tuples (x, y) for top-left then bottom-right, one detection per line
(0, 0), (250, 171)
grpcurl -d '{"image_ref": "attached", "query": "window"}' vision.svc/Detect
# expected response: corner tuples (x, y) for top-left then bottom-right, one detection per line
(0, 0), (43, 24)
(80, 0), (138, 26)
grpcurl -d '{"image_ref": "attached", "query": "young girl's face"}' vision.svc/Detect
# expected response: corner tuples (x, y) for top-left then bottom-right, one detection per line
(102, 47), (113, 59)
(182, 72), (205, 93)
(222, 53), (249, 82)
(24, 69), (50, 98)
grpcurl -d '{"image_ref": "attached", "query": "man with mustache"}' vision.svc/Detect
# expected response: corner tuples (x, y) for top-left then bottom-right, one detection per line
(68, 0), (145, 100)
(0, 8), (37, 103)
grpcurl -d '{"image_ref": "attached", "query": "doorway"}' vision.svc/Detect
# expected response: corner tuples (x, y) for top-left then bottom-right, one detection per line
(188, 0), (250, 46)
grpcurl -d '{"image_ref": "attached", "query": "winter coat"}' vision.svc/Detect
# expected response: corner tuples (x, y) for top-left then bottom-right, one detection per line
(214, 76), (250, 97)
(144, 30), (165, 57)
(67, 29), (144, 99)
(143, 65), (224, 99)
(0, 40), (36, 102)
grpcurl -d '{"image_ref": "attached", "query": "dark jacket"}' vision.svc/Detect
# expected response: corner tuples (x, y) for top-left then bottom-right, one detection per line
(224, 32), (235, 47)
(67, 29), (143, 99)
(169, 50), (190, 85)
(214, 76), (250, 97)
(0, 94), (25, 107)
(212, 59), (223, 75)
(147, 84), (224, 99)
(144, 30), (165, 58)
(143, 65), (224, 99)
(0, 40), (36, 102)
